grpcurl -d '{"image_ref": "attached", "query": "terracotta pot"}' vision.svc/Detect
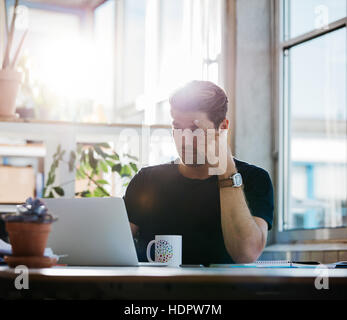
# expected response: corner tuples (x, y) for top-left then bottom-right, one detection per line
(5, 222), (52, 257)
(0, 69), (22, 118)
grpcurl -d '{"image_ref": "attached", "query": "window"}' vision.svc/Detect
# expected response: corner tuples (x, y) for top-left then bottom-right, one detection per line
(0, 0), (225, 205)
(116, 0), (223, 126)
(5, 0), (223, 165)
(113, 0), (223, 165)
(283, 0), (346, 40)
(94, 0), (116, 121)
(6, 0), (223, 125)
(5, 1), (99, 122)
(278, 1), (347, 235)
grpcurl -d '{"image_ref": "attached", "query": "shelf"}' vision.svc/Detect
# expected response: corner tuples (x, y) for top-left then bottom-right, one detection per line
(0, 143), (45, 157)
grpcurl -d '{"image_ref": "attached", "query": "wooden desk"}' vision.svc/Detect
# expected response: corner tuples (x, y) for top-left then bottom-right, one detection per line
(0, 266), (347, 299)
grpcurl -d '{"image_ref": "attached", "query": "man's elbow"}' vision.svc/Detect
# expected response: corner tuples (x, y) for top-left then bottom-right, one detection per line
(228, 245), (264, 264)
(232, 252), (260, 264)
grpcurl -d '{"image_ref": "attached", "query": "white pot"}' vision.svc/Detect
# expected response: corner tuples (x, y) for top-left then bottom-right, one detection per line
(0, 69), (22, 118)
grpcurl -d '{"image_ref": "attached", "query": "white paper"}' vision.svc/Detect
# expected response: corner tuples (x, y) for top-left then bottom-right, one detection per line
(0, 239), (11, 255)
(0, 238), (62, 261)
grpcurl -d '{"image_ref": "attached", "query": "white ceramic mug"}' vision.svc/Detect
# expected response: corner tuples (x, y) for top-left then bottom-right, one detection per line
(146, 235), (182, 267)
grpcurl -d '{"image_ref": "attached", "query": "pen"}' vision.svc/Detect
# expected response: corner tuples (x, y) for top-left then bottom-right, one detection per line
(180, 264), (204, 268)
(291, 261), (320, 265)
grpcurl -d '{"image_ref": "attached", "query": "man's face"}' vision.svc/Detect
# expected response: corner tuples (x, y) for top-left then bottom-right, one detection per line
(171, 108), (217, 167)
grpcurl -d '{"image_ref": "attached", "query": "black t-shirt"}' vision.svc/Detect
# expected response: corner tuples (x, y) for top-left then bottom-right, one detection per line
(123, 158), (274, 266)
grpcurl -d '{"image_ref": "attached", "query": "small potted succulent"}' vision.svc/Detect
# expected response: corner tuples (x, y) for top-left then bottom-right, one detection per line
(3, 198), (57, 257)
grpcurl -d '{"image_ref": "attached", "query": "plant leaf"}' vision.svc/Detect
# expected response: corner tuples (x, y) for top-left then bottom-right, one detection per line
(124, 153), (138, 161)
(110, 153), (119, 161)
(93, 187), (109, 197)
(58, 150), (66, 161)
(112, 163), (122, 173)
(46, 174), (55, 186)
(96, 179), (109, 185)
(76, 167), (86, 179)
(83, 160), (92, 172)
(68, 151), (76, 172)
(80, 190), (92, 197)
(105, 160), (115, 167)
(94, 145), (108, 159)
(120, 165), (131, 177)
(96, 143), (111, 149)
(99, 161), (108, 173)
(88, 149), (98, 170)
(80, 150), (87, 163)
(53, 186), (64, 196)
(129, 162), (138, 173)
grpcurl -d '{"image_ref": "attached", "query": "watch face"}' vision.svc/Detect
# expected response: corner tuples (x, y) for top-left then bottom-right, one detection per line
(232, 173), (242, 187)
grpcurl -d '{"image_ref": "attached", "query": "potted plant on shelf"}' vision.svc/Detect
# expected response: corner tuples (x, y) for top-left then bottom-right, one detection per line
(43, 143), (138, 198)
(2, 197), (57, 268)
(0, 0), (28, 120)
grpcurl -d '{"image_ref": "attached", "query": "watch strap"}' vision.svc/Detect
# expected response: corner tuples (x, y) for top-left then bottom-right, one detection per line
(218, 179), (235, 188)
(218, 172), (242, 188)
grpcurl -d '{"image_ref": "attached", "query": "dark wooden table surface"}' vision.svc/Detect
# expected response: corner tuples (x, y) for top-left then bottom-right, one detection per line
(0, 266), (346, 299)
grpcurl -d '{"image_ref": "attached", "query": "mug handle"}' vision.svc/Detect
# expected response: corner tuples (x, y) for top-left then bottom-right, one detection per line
(146, 240), (156, 262)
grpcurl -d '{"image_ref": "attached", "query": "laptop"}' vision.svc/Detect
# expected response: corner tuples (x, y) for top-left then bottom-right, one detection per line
(44, 197), (166, 267)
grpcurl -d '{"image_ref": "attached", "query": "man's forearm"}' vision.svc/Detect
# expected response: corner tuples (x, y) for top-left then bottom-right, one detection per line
(219, 186), (265, 263)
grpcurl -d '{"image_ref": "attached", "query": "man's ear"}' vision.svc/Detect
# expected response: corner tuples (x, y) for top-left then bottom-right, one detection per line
(219, 119), (229, 130)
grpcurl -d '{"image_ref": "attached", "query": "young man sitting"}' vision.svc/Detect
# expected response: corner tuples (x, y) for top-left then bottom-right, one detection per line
(124, 80), (274, 265)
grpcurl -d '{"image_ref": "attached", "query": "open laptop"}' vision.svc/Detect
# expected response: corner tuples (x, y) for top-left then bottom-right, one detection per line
(44, 197), (166, 267)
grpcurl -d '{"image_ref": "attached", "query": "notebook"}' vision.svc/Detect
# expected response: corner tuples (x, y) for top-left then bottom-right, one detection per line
(210, 260), (320, 268)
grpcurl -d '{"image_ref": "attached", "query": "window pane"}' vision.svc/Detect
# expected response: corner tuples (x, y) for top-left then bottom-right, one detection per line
(94, 0), (116, 121)
(11, 6), (84, 121)
(284, 28), (347, 230)
(118, 0), (223, 126)
(284, 0), (346, 40)
(159, 0), (185, 94)
(121, 0), (146, 113)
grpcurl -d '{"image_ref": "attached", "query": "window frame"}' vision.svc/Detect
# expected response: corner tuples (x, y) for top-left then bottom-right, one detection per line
(273, 0), (347, 243)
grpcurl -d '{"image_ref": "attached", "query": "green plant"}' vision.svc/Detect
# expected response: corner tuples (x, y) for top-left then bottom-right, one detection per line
(42, 143), (138, 198)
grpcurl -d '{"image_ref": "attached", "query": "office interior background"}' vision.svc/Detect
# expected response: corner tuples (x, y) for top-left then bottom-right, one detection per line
(0, 0), (346, 262)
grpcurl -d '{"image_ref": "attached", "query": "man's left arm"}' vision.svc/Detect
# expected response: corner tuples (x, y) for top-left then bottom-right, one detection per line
(219, 175), (269, 263)
(193, 119), (272, 263)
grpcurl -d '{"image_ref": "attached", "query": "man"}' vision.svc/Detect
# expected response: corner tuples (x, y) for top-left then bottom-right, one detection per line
(124, 80), (274, 265)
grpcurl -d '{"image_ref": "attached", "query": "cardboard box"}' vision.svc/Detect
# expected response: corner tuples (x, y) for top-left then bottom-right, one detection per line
(0, 166), (35, 203)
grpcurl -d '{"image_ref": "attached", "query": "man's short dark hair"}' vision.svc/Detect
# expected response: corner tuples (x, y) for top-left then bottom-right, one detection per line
(169, 80), (228, 128)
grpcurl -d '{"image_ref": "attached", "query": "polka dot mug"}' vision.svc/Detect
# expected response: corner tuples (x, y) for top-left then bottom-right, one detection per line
(146, 235), (182, 267)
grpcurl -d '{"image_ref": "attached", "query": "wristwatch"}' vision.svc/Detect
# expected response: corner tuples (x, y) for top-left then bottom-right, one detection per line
(219, 172), (243, 188)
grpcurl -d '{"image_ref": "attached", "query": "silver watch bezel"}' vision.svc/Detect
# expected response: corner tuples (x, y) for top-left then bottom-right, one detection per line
(230, 172), (243, 187)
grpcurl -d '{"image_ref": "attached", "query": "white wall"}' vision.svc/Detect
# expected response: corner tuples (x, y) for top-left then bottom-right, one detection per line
(233, 0), (273, 177)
